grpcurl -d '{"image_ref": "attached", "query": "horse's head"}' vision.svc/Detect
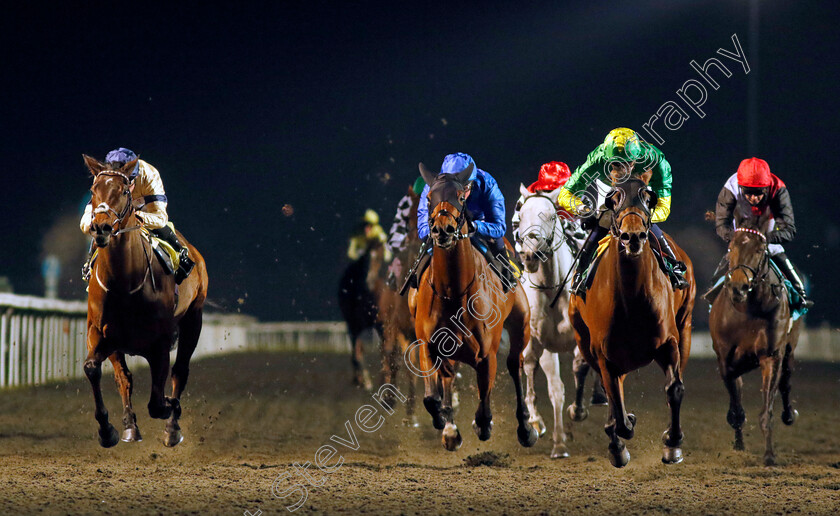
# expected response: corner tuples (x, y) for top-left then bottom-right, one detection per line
(84, 154), (137, 248)
(418, 161), (474, 249)
(726, 210), (772, 303)
(607, 173), (658, 257)
(517, 184), (563, 272)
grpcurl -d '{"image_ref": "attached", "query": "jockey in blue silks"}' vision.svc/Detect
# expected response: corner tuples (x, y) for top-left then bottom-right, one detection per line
(405, 152), (517, 292)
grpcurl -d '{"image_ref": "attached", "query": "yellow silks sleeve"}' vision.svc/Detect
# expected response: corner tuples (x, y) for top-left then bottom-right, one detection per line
(651, 195), (671, 224)
(557, 187), (584, 215)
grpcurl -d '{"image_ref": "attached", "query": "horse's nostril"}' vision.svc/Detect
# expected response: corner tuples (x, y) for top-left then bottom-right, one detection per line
(431, 226), (440, 234)
(620, 232), (631, 242)
(638, 232), (648, 240)
(102, 224), (112, 234)
(444, 225), (455, 234)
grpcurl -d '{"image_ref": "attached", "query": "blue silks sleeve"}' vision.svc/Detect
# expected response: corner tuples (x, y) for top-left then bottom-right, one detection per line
(473, 173), (506, 239)
(417, 184), (431, 240)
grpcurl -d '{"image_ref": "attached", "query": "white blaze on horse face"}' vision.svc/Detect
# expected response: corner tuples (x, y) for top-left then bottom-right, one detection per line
(93, 202), (111, 215)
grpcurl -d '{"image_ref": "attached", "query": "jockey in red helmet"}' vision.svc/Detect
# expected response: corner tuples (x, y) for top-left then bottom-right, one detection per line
(705, 157), (813, 309)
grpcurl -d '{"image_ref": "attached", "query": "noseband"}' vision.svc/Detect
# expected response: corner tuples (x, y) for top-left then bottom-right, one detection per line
(428, 179), (470, 247)
(610, 181), (654, 239)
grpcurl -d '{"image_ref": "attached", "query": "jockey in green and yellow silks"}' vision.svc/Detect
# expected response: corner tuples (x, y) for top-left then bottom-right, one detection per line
(557, 128), (688, 292)
(347, 209), (391, 262)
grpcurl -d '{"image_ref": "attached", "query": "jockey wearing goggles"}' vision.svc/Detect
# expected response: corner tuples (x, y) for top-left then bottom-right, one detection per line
(705, 157), (813, 309)
(557, 128), (689, 293)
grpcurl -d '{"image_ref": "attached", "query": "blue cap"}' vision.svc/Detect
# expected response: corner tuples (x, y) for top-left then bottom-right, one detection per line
(105, 148), (139, 178)
(440, 152), (477, 181)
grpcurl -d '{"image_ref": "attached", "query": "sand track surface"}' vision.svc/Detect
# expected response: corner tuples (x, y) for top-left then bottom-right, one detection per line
(0, 351), (838, 515)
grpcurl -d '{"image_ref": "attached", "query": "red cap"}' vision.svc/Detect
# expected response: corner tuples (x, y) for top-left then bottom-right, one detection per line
(528, 161), (571, 193)
(736, 158), (772, 188)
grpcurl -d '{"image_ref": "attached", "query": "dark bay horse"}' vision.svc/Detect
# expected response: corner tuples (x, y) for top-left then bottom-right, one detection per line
(377, 186), (421, 424)
(709, 210), (801, 466)
(569, 176), (695, 467)
(409, 163), (538, 451)
(83, 155), (208, 448)
(338, 236), (386, 390)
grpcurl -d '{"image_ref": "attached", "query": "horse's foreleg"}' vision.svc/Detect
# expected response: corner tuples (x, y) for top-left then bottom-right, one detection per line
(539, 350), (569, 459)
(419, 343), (445, 430)
(522, 337), (544, 437)
(108, 352), (141, 443)
(507, 338), (538, 448)
(590, 372), (608, 406)
(84, 335), (119, 448)
(780, 345), (798, 426)
(569, 349), (590, 421)
(598, 360), (631, 468)
(472, 354), (496, 442)
(760, 355), (783, 466)
(656, 342), (685, 464)
(440, 364), (462, 451)
(397, 333), (419, 427)
(723, 368), (746, 451)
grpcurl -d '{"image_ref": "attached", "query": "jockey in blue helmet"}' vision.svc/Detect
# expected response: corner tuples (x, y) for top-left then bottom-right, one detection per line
(405, 152), (516, 291)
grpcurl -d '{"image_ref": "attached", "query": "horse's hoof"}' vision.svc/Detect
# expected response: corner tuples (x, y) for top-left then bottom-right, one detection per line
(764, 453), (776, 467)
(529, 417), (547, 437)
(590, 392), (609, 406)
(472, 420), (493, 441)
(550, 443), (570, 459)
(98, 424), (120, 448)
(662, 446), (684, 464)
(121, 426), (143, 443)
(568, 403), (588, 422)
(164, 430), (184, 447)
(517, 424), (539, 448)
(782, 408), (798, 426)
(442, 423), (462, 451)
(608, 442), (630, 468)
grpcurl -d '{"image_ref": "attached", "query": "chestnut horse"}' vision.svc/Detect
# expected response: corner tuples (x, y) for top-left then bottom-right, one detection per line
(570, 177), (695, 467)
(409, 163), (538, 451)
(709, 210), (801, 466)
(378, 186), (421, 424)
(83, 155), (208, 448)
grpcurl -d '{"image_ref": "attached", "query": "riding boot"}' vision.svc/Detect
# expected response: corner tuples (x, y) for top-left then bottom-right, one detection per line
(488, 237), (517, 293)
(701, 254), (729, 304)
(81, 239), (95, 282)
(572, 226), (607, 294)
(771, 253), (814, 309)
(651, 225), (688, 290)
(151, 225), (195, 284)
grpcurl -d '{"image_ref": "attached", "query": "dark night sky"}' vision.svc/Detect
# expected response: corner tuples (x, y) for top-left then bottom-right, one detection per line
(1, 1), (838, 326)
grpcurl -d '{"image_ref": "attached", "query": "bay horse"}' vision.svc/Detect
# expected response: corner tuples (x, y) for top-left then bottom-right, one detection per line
(83, 155), (208, 448)
(516, 183), (605, 458)
(569, 176), (695, 467)
(409, 162), (538, 451)
(709, 209), (801, 466)
(338, 235), (386, 390)
(377, 186), (421, 424)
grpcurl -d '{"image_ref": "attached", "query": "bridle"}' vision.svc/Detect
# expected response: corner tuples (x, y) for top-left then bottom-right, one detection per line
(518, 193), (571, 290)
(92, 170), (140, 236)
(426, 177), (475, 299)
(610, 181), (654, 239)
(725, 227), (770, 294)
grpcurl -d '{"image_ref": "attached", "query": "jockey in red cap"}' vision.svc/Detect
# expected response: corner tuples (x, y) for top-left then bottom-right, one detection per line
(511, 162), (576, 252)
(704, 157), (813, 309)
